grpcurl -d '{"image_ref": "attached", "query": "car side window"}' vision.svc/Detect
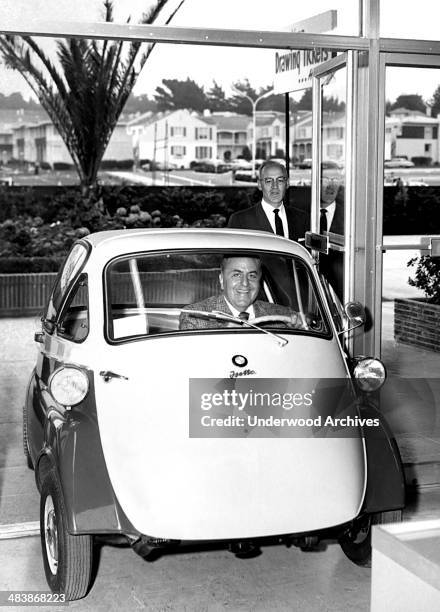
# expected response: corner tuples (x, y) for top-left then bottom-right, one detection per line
(44, 242), (89, 331)
(57, 274), (89, 342)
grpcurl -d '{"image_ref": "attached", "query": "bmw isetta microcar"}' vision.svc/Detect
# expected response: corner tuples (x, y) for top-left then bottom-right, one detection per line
(24, 228), (405, 600)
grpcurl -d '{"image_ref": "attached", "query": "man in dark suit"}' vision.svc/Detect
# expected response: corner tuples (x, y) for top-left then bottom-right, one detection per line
(227, 160), (308, 242)
(319, 171), (344, 300)
(180, 255), (300, 330)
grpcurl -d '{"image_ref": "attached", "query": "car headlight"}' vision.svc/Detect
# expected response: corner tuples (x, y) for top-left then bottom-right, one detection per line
(353, 357), (386, 392)
(49, 366), (89, 407)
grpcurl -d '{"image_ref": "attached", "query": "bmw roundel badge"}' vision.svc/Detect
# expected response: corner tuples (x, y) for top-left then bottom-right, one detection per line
(232, 355), (248, 368)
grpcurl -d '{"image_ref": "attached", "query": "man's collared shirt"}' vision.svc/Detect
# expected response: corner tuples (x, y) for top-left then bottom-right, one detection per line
(321, 201), (336, 231)
(224, 298), (255, 320)
(261, 200), (289, 238)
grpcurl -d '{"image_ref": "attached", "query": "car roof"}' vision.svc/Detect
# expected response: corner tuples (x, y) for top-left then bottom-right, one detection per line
(83, 228), (313, 262)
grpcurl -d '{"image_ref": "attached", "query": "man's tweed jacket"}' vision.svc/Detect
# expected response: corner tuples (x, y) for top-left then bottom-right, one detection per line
(179, 293), (294, 330)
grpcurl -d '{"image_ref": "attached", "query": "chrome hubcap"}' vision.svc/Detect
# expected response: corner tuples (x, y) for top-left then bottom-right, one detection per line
(44, 495), (58, 575)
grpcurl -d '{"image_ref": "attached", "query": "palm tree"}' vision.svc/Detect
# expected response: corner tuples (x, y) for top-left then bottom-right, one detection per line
(0, 0), (185, 195)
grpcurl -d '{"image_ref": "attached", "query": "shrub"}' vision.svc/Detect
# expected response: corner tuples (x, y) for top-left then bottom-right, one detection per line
(53, 162), (74, 170)
(408, 255), (440, 304)
(0, 256), (64, 273)
(411, 156), (432, 167)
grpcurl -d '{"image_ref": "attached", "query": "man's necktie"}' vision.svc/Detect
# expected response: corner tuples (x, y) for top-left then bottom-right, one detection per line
(273, 208), (284, 236)
(320, 208), (328, 233)
(238, 311), (249, 321)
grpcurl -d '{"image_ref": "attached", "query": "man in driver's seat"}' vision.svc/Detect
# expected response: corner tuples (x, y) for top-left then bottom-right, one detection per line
(179, 255), (300, 330)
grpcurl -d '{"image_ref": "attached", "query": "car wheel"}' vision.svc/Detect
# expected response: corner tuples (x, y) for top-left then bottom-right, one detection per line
(339, 509), (402, 567)
(22, 403), (34, 470)
(40, 470), (93, 600)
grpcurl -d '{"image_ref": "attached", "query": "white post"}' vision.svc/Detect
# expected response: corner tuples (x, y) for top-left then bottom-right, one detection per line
(252, 100), (257, 178)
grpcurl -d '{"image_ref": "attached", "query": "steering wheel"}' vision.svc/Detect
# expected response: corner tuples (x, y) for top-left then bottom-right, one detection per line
(252, 314), (309, 329)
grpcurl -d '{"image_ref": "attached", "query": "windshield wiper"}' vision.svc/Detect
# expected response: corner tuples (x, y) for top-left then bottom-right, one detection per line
(181, 309), (288, 347)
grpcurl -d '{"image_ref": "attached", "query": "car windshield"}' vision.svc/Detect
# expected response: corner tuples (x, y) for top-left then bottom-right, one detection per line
(105, 250), (330, 341)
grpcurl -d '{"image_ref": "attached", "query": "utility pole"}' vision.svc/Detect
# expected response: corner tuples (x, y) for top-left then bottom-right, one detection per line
(233, 87), (274, 178)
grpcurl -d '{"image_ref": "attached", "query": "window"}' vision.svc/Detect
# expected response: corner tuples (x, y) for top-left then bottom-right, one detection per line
(425, 127), (433, 139)
(170, 126), (186, 137)
(171, 145), (186, 156)
(44, 242), (90, 329)
(195, 146), (212, 159)
(105, 250), (330, 341)
(57, 274), (89, 342)
(274, 126), (280, 136)
(195, 127), (212, 140)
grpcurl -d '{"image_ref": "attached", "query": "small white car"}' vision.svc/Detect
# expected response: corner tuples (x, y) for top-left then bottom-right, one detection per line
(24, 228), (405, 600)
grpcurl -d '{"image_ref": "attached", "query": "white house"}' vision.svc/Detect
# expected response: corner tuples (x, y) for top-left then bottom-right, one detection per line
(385, 108), (440, 163)
(127, 109), (217, 168)
(211, 112), (249, 161)
(11, 116), (133, 167)
(247, 111), (286, 159)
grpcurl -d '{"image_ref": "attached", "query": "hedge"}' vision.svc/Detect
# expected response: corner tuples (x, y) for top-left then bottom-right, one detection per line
(1, 184), (440, 273)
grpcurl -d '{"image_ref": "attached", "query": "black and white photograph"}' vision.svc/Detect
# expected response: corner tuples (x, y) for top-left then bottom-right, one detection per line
(1, 1), (440, 610)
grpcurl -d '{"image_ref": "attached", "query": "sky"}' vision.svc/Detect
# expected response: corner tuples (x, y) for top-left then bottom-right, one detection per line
(1, 0), (440, 104)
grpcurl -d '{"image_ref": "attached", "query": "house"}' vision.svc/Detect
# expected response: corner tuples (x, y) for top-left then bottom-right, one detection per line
(10, 112), (133, 167)
(247, 111), (286, 159)
(209, 112), (249, 160)
(0, 109), (49, 164)
(127, 109), (217, 168)
(385, 108), (440, 163)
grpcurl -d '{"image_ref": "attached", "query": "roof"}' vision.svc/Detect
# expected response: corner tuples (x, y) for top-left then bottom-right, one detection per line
(213, 114), (250, 132)
(84, 227), (312, 263)
(0, 108), (50, 131)
(127, 109), (214, 129)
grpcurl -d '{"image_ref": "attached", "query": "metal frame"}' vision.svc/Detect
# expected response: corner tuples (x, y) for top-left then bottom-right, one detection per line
(0, 20), (369, 50)
(374, 52), (440, 355)
(2, 1), (440, 358)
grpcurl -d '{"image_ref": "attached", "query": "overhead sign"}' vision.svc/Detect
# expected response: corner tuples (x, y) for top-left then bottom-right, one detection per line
(273, 10), (337, 94)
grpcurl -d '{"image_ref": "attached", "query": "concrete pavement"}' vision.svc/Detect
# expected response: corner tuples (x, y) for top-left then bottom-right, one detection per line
(1, 247), (440, 609)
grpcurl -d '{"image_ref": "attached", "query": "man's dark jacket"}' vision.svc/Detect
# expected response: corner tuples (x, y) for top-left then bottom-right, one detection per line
(227, 202), (308, 242)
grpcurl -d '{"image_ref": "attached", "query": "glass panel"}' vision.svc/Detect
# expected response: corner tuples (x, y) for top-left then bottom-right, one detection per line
(45, 243), (89, 325)
(319, 65), (346, 301)
(382, 64), (440, 477)
(381, 0), (440, 40)
(58, 273), (89, 342)
(106, 250), (330, 340)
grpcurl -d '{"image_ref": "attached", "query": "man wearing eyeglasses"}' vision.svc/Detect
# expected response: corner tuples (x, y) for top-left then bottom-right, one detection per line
(227, 160), (308, 242)
(319, 169), (344, 299)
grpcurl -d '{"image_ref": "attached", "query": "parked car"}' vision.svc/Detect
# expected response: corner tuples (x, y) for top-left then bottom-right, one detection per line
(229, 158), (251, 169)
(141, 160), (179, 171)
(190, 159), (232, 173)
(24, 228), (405, 600)
(297, 158), (312, 169)
(384, 158), (415, 168)
(295, 159), (343, 170)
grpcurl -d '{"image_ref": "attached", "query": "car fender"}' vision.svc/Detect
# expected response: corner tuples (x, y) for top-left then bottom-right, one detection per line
(359, 399), (405, 513)
(38, 370), (136, 537)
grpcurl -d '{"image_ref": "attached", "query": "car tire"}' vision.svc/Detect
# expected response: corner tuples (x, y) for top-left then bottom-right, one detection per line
(40, 470), (93, 600)
(22, 402), (34, 470)
(339, 509), (402, 567)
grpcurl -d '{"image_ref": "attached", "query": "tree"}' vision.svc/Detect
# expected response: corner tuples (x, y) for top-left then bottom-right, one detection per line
(0, 0), (185, 195)
(124, 92), (157, 115)
(206, 80), (228, 112)
(297, 88), (313, 111)
(154, 78), (207, 112)
(429, 85), (440, 118)
(390, 94), (426, 114)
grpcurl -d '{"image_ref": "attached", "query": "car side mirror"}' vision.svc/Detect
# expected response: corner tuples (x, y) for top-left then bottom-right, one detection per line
(34, 331), (44, 343)
(338, 301), (366, 335)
